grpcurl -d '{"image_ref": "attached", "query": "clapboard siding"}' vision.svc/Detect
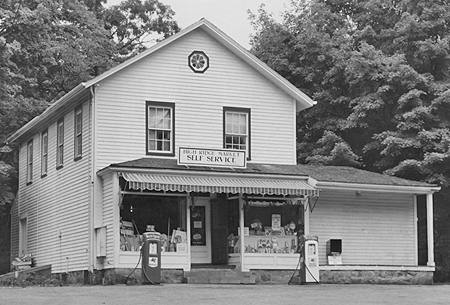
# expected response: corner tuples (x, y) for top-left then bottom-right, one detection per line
(13, 99), (91, 272)
(94, 28), (297, 171)
(310, 189), (416, 266)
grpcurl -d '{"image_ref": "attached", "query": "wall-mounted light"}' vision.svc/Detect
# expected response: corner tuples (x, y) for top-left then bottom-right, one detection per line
(130, 204), (133, 213)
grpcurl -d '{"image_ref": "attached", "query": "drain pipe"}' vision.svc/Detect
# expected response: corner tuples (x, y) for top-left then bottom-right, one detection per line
(88, 84), (99, 278)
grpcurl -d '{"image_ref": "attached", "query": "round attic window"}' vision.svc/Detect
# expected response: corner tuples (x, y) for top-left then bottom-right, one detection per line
(188, 51), (209, 73)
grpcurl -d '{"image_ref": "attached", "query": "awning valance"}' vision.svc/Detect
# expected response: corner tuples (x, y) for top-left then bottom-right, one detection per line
(120, 172), (319, 197)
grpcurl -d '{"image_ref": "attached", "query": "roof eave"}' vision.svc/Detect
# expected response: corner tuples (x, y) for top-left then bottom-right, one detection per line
(6, 84), (88, 143)
(198, 19), (316, 111)
(318, 181), (441, 194)
(84, 18), (316, 111)
(98, 165), (312, 181)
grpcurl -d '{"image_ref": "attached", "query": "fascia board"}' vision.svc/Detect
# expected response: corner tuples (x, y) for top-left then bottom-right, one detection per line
(199, 19), (316, 111)
(98, 165), (312, 181)
(318, 181), (441, 194)
(83, 19), (207, 88)
(6, 84), (87, 143)
(84, 18), (316, 110)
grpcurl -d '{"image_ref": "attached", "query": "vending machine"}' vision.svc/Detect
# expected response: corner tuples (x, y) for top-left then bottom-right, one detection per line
(141, 230), (161, 285)
(299, 235), (320, 284)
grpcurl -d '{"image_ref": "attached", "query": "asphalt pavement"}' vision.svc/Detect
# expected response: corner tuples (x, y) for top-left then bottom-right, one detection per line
(1, 283), (449, 305)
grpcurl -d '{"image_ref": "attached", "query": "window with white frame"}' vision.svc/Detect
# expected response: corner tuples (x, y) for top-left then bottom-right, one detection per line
(74, 107), (82, 159)
(223, 107), (251, 159)
(26, 140), (33, 184)
(146, 102), (175, 155)
(41, 130), (48, 177)
(57, 119), (64, 168)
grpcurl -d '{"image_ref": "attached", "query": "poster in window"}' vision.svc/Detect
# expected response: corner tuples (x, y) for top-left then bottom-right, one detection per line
(191, 206), (206, 245)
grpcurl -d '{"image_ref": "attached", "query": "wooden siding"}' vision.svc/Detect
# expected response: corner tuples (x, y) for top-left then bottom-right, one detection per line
(10, 197), (19, 260)
(14, 99), (91, 273)
(310, 189), (416, 266)
(94, 28), (297, 171)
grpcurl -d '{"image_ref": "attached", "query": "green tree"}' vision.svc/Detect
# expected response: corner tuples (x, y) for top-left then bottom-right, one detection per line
(0, 0), (179, 204)
(250, 0), (450, 280)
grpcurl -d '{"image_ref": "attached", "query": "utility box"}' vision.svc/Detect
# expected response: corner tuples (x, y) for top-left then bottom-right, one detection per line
(299, 235), (320, 284)
(141, 231), (161, 285)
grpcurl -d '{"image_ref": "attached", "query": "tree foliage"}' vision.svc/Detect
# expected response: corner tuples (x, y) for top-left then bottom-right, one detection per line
(250, 0), (450, 185)
(0, 0), (179, 205)
(250, 0), (450, 280)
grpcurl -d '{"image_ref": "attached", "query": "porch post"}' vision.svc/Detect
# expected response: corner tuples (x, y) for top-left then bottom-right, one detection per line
(238, 194), (247, 271)
(426, 193), (435, 267)
(186, 193), (192, 271)
(304, 197), (310, 236)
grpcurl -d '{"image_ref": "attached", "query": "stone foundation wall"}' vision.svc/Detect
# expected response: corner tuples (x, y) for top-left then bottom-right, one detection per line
(100, 268), (185, 285)
(1, 267), (434, 286)
(248, 269), (433, 285)
(320, 270), (434, 285)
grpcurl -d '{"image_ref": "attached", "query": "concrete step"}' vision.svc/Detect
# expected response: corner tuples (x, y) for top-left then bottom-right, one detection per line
(184, 268), (256, 284)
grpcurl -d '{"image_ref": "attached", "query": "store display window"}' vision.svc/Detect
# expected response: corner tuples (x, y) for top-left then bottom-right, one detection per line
(120, 194), (187, 252)
(228, 200), (304, 254)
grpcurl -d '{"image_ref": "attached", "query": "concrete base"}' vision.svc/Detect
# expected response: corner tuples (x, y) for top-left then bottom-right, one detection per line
(1, 266), (435, 286)
(320, 269), (434, 285)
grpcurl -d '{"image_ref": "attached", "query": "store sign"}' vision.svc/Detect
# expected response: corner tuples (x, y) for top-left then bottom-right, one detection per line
(178, 147), (246, 168)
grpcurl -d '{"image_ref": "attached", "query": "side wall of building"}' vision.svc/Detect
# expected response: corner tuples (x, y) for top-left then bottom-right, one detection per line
(93, 28), (298, 171)
(310, 188), (416, 266)
(13, 96), (92, 272)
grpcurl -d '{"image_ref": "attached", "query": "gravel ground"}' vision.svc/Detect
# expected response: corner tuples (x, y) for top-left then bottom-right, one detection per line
(1, 283), (450, 305)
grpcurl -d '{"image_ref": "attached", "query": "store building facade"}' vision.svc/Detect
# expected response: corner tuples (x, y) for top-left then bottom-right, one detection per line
(7, 19), (439, 284)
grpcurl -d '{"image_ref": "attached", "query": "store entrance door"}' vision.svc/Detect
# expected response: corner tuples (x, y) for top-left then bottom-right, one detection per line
(190, 197), (211, 264)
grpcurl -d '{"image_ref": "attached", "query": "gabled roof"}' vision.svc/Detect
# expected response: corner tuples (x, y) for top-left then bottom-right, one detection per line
(6, 18), (315, 143)
(103, 158), (440, 194)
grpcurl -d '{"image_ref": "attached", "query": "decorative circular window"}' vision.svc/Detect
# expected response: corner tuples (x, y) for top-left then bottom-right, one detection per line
(188, 51), (209, 73)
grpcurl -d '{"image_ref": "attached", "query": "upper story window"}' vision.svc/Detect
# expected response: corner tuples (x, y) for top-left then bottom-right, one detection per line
(57, 119), (64, 168)
(74, 107), (82, 160)
(26, 140), (33, 184)
(223, 107), (251, 160)
(146, 101), (175, 155)
(41, 130), (48, 177)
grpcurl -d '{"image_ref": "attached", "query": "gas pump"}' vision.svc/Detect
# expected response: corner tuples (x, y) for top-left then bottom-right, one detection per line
(141, 230), (161, 285)
(299, 235), (320, 284)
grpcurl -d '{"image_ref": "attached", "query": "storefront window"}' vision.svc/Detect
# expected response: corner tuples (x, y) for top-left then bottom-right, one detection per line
(120, 194), (187, 252)
(228, 200), (304, 254)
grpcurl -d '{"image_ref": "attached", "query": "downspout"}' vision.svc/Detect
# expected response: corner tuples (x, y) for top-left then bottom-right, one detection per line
(89, 84), (99, 275)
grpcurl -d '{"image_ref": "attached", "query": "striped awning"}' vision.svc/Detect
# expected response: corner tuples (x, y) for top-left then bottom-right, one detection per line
(120, 172), (319, 197)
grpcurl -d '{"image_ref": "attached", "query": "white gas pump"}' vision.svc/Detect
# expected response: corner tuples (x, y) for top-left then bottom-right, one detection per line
(299, 235), (320, 284)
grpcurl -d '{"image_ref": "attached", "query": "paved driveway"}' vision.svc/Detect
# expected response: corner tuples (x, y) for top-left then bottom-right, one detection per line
(1, 284), (449, 305)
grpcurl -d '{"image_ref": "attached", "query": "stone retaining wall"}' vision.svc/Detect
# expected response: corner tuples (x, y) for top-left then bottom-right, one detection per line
(1, 267), (434, 286)
(320, 270), (434, 285)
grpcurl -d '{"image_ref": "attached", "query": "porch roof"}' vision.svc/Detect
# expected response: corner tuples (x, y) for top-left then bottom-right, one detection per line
(120, 172), (319, 197)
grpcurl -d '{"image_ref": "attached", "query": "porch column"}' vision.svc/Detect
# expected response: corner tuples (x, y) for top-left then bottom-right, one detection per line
(186, 193), (192, 271)
(304, 197), (310, 236)
(238, 194), (247, 271)
(426, 193), (435, 267)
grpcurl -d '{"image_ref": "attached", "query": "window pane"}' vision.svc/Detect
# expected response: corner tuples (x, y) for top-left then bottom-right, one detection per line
(164, 117), (171, 130)
(163, 131), (170, 140)
(148, 118), (157, 128)
(148, 140), (156, 151)
(147, 104), (173, 153)
(163, 141), (170, 151)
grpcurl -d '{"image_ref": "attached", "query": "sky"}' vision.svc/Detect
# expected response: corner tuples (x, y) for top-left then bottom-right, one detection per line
(105, 0), (290, 49)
